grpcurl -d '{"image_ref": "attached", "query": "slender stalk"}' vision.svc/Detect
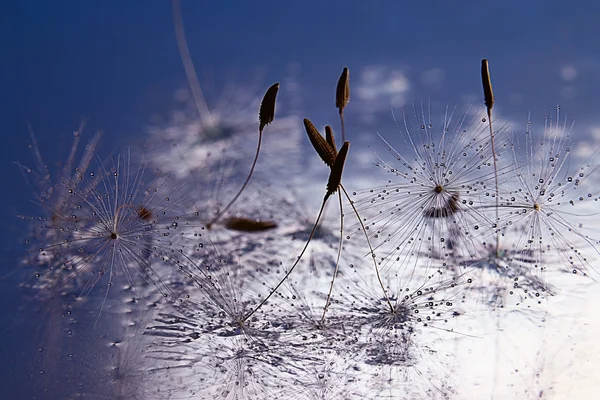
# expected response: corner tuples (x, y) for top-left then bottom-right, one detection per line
(243, 196), (329, 323)
(340, 185), (394, 314)
(339, 110), (347, 143)
(487, 110), (500, 257)
(171, 0), (213, 126)
(207, 131), (262, 228)
(481, 59), (500, 258)
(207, 82), (278, 228)
(321, 191), (345, 324)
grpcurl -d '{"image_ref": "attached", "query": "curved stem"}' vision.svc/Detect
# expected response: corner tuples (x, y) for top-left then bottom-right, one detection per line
(171, 0), (213, 126)
(341, 184), (394, 313)
(321, 191), (345, 324)
(243, 195), (328, 322)
(207, 130), (263, 228)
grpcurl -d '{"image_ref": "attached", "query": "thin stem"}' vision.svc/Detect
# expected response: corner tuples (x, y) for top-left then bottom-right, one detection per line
(207, 130), (263, 228)
(487, 108), (500, 258)
(243, 195), (328, 323)
(340, 185), (394, 314)
(171, 0), (213, 126)
(339, 109), (347, 143)
(321, 191), (345, 324)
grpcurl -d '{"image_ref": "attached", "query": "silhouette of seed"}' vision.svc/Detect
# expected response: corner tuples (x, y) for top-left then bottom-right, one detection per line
(481, 59), (494, 114)
(326, 142), (350, 198)
(259, 83), (279, 132)
(336, 67), (350, 111)
(303, 118), (337, 167)
(223, 216), (277, 232)
(325, 125), (337, 153)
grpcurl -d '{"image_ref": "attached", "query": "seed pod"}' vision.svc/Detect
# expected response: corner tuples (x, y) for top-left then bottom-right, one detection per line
(259, 83), (280, 132)
(325, 125), (337, 153)
(326, 141), (350, 197)
(224, 216), (278, 232)
(303, 118), (337, 167)
(481, 59), (494, 112)
(336, 67), (350, 111)
(137, 206), (154, 221)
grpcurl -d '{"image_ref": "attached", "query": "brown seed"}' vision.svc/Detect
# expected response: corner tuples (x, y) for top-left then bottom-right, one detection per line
(481, 59), (494, 113)
(138, 206), (154, 221)
(336, 67), (350, 111)
(224, 216), (277, 232)
(423, 193), (460, 218)
(326, 141), (350, 198)
(325, 125), (337, 153)
(303, 118), (337, 167)
(259, 83), (280, 132)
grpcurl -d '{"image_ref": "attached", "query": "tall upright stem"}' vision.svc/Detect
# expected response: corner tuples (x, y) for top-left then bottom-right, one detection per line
(481, 59), (500, 258)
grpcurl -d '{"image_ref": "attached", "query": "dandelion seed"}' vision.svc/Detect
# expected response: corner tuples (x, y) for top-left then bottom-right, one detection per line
(498, 108), (600, 279)
(481, 58), (501, 256)
(23, 149), (195, 321)
(145, 332), (292, 399)
(351, 104), (506, 276)
(140, 246), (315, 398)
(206, 82), (280, 229)
(328, 254), (471, 398)
(17, 126), (101, 294)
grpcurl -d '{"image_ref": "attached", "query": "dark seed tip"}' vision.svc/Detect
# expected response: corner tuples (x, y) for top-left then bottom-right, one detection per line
(336, 67), (350, 110)
(481, 59), (494, 111)
(259, 82), (280, 131)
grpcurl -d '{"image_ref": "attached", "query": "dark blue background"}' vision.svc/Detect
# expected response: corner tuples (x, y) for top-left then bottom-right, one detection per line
(2, 1), (599, 397)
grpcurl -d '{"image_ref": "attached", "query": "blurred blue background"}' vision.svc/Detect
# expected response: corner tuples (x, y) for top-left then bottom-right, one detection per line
(2, 1), (600, 397)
